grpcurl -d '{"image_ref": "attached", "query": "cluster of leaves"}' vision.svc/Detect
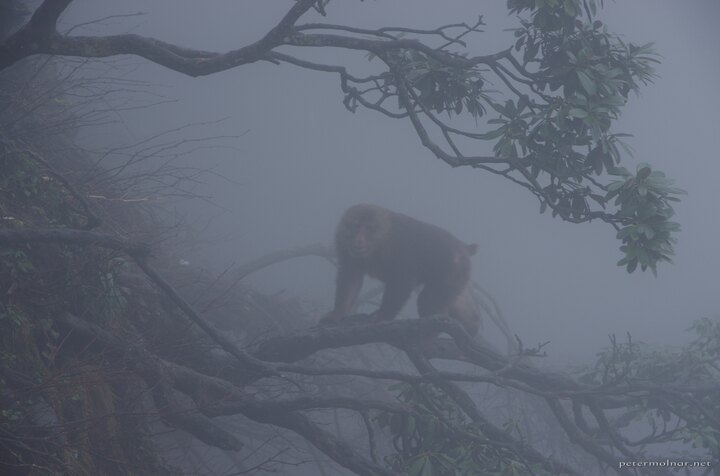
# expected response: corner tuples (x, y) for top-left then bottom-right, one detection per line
(0, 249), (34, 276)
(397, 49), (491, 119)
(0, 151), (45, 203)
(588, 318), (720, 387)
(577, 318), (720, 459)
(608, 164), (683, 274)
(504, 0), (678, 273)
(0, 148), (86, 228)
(379, 0), (681, 273)
(376, 383), (556, 476)
(76, 256), (129, 323)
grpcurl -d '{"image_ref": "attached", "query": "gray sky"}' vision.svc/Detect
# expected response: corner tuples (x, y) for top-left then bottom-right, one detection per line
(64, 1), (720, 365)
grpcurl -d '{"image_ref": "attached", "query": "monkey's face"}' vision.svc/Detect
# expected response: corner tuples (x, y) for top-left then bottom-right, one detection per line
(337, 207), (391, 259)
(345, 221), (380, 258)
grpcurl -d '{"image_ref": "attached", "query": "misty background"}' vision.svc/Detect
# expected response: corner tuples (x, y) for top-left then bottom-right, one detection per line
(63, 0), (720, 365)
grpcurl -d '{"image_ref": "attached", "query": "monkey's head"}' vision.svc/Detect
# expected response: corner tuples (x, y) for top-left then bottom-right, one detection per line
(336, 204), (392, 259)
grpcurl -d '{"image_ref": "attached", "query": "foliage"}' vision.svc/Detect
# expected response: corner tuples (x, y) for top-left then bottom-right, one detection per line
(0, 146), (88, 228)
(377, 383), (563, 476)
(0, 1), (708, 475)
(0, 0), (686, 272)
(354, 0), (681, 272)
(577, 317), (720, 461)
(608, 165), (683, 274)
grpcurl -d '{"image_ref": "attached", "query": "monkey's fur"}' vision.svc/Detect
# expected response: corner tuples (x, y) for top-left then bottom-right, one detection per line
(321, 204), (480, 335)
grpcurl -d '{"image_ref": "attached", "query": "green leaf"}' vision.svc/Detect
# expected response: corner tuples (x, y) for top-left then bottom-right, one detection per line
(608, 166), (630, 177)
(637, 166), (652, 180)
(409, 457), (427, 476)
(589, 193), (606, 207)
(617, 226), (634, 239)
(586, 146), (605, 174)
(489, 100), (509, 116)
(604, 95), (627, 107)
(571, 196), (586, 217)
(626, 259), (638, 273)
(638, 225), (655, 239)
(524, 41), (540, 63)
(577, 70), (597, 96)
(607, 181), (624, 192)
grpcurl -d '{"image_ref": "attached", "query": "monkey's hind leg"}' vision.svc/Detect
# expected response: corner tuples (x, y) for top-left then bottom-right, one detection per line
(448, 286), (481, 336)
(416, 282), (460, 319)
(417, 281), (479, 336)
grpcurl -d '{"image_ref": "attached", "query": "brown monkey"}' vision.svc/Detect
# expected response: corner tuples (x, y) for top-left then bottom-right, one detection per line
(320, 204), (481, 335)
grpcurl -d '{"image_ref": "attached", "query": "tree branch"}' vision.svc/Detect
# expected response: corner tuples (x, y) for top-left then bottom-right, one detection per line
(0, 0), (318, 74)
(28, 0), (73, 32)
(58, 312), (396, 476)
(0, 227), (276, 378)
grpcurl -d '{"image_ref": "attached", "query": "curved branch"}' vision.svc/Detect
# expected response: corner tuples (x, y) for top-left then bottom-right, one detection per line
(0, 0), (318, 74)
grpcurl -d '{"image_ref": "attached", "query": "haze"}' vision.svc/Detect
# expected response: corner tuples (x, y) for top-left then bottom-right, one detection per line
(64, 0), (720, 365)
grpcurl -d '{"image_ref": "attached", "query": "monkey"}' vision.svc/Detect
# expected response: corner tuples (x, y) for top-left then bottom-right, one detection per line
(320, 204), (481, 335)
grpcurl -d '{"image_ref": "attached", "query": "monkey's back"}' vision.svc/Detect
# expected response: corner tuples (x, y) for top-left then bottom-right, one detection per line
(382, 210), (472, 286)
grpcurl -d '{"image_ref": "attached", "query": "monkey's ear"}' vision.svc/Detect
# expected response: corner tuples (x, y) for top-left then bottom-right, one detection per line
(466, 243), (479, 256)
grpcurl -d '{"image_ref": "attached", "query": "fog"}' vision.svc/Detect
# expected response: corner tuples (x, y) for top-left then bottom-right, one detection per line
(64, 0), (720, 366)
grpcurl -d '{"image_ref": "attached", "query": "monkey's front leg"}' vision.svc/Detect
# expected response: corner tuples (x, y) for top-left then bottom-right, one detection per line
(319, 266), (364, 325)
(372, 278), (415, 322)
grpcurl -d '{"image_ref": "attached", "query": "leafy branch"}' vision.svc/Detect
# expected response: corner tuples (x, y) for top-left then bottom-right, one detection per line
(0, 0), (684, 271)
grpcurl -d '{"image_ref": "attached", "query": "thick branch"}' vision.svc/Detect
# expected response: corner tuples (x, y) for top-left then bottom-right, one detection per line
(1, 3), (504, 79)
(59, 313), (244, 451)
(254, 315), (580, 393)
(0, 0), (318, 74)
(28, 0), (73, 32)
(133, 257), (276, 378)
(59, 312), (396, 476)
(148, 379), (244, 451)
